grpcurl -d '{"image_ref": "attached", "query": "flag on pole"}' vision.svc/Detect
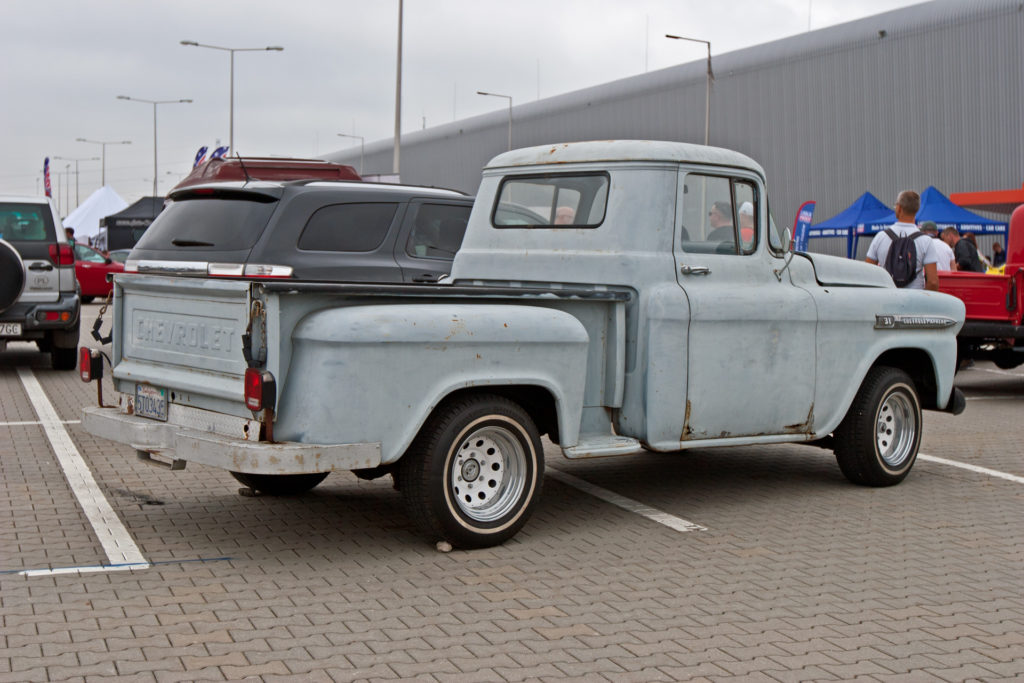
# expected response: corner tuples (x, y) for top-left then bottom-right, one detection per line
(193, 146), (209, 168)
(43, 157), (52, 197)
(791, 200), (816, 252)
(211, 146), (230, 160)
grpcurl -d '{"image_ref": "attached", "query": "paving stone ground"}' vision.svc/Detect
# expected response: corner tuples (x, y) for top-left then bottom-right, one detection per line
(2, 304), (1022, 681)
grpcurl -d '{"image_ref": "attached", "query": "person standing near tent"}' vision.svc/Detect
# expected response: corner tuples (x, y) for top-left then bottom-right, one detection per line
(865, 190), (939, 290)
(920, 221), (955, 271)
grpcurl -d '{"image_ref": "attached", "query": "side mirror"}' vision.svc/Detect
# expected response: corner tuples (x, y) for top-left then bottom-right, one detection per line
(785, 227), (794, 252)
(774, 228), (796, 282)
(104, 257), (112, 264)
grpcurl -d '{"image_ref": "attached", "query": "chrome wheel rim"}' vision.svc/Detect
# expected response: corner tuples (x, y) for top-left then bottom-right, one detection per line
(450, 425), (527, 523)
(876, 389), (916, 468)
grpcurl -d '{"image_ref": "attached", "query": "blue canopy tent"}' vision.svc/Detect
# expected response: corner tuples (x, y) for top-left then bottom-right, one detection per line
(806, 191), (896, 259)
(916, 186), (1007, 235)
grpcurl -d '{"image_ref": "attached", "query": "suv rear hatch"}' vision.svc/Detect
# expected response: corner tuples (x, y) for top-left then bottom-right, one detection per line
(0, 200), (65, 303)
(127, 186), (284, 277)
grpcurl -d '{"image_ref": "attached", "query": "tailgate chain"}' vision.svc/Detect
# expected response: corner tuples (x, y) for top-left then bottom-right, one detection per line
(91, 292), (113, 344)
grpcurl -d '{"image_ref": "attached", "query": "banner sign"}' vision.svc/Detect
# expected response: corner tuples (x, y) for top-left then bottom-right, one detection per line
(791, 200), (815, 252)
(44, 157), (52, 197)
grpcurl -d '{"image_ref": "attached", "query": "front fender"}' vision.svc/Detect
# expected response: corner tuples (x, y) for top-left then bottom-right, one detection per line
(274, 303), (590, 464)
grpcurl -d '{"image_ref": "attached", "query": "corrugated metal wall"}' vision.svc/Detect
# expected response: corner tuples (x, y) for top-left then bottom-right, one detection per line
(326, 0), (1023, 245)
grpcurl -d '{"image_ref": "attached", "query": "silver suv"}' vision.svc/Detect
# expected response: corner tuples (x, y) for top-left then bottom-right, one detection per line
(0, 196), (81, 370)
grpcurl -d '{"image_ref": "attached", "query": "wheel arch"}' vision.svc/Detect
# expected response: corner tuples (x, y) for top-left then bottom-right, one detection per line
(873, 347), (939, 410)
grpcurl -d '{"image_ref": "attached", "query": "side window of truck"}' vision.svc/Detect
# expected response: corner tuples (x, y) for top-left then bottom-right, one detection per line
(405, 203), (471, 259)
(681, 174), (759, 255)
(298, 202), (399, 252)
(492, 173), (608, 228)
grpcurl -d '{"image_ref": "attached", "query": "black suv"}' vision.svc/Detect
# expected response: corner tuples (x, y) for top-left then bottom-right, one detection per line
(0, 196), (81, 370)
(127, 181), (473, 283)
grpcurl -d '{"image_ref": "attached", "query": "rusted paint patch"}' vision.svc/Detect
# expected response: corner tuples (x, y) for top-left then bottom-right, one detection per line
(680, 400), (693, 441)
(783, 404), (815, 434)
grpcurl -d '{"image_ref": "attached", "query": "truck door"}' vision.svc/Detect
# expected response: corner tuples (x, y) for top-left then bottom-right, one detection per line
(673, 171), (817, 440)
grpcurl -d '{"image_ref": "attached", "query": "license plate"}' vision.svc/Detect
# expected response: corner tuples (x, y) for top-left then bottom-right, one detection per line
(135, 384), (168, 421)
(0, 322), (22, 337)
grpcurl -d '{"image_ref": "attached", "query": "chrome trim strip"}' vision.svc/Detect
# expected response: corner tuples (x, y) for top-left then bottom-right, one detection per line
(875, 314), (958, 330)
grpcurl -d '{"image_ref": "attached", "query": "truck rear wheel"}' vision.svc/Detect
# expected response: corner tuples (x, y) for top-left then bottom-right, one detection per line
(399, 394), (543, 549)
(230, 471), (328, 495)
(834, 366), (921, 486)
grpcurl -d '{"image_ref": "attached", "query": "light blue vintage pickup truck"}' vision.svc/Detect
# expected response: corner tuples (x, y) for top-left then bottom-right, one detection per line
(83, 140), (966, 548)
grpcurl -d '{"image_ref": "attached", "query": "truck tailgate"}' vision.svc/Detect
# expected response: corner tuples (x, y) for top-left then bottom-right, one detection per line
(113, 274), (253, 418)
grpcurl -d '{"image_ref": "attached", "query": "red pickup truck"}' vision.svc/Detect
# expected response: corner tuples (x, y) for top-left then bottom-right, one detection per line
(939, 205), (1024, 368)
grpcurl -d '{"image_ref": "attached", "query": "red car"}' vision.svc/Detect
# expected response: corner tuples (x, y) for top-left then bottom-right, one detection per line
(73, 243), (124, 303)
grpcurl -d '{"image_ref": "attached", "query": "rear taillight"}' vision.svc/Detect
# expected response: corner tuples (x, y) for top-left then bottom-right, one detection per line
(48, 243), (74, 265)
(244, 368), (276, 412)
(79, 347), (102, 382)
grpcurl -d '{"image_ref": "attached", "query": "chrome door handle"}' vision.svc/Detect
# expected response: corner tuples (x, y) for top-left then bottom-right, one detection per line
(680, 265), (711, 276)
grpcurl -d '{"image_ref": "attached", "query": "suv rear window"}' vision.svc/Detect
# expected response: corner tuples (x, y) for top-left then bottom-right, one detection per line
(0, 203), (55, 242)
(134, 194), (278, 251)
(298, 203), (399, 252)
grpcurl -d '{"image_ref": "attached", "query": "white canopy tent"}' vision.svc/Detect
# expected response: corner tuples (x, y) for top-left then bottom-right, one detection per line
(62, 185), (128, 242)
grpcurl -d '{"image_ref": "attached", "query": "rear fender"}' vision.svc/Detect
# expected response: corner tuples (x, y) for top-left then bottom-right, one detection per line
(276, 303), (590, 464)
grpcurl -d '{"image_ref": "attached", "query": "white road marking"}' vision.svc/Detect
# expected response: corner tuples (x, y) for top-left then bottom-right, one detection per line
(975, 367), (1022, 377)
(1, 419), (81, 426)
(16, 367), (149, 571)
(19, 563), (150, 577)
(547, 468), (707, 533)
(919, 453), (1024, 485)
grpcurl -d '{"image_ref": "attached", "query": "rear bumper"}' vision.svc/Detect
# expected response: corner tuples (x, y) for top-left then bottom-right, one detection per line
(81, 405), (382, 474)
(0, 293), (80, 335)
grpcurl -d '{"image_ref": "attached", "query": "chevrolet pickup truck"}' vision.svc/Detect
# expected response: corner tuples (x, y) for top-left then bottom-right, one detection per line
(82, 140), (966, 548)
(939, 205), (1024, 368)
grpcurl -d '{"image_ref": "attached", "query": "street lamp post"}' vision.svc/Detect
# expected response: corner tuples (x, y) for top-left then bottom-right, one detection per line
(336, 133), (365, 175)
(476, 91), (513, 151)
(53, 155), (99, 206)
(180, 40), (284, 155)
(666, 34), (713, 146)
(116, 96), (192, 197)
(76, 138), (131, 186)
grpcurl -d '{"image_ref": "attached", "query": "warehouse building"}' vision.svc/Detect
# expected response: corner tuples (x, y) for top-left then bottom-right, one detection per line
(325, 0), (1023, 256)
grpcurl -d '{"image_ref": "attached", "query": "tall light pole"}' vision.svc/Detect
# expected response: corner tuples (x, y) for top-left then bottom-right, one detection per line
(76, 138), (131, 186)
(117, 95), (192, 197)
(336, 133), (365, 175)
(53, 155), (99, 206)
(476, 91), (513, 151)
(180, 40), (284, 155)
(666, 34), (713, 146)
(394, 0), (403, 177)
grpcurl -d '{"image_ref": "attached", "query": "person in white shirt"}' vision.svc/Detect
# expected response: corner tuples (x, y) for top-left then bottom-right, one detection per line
(865, 190), (939, 290)
(920, 221), (955, 271)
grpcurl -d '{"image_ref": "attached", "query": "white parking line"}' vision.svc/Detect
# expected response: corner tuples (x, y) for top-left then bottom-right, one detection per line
(919, 453), (1024, 485)
(547, 468), (707, 533)
(16, 367), (149, 573)
(1, 419), (81, 426)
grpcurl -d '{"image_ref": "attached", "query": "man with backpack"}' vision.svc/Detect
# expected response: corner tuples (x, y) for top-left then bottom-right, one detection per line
(865, 190), (939, 290)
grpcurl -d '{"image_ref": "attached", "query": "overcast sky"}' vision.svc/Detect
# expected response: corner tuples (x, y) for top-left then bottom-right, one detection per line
(2, 0), (923, 209)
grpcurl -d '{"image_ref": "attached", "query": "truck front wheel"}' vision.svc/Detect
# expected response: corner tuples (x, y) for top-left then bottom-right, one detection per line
(834, 366), (921, 486)
(399, 394), (543, 549)
(230, 471), (329, 495)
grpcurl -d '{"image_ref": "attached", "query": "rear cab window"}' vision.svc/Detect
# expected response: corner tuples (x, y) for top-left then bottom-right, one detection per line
(492, 173), (609, 228)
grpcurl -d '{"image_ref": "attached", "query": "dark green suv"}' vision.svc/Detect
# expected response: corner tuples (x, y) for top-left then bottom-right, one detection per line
(0, 196), (81, 370)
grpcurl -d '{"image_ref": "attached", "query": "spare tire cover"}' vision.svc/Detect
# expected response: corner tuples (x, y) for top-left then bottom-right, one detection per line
(0, 239), (26, 313)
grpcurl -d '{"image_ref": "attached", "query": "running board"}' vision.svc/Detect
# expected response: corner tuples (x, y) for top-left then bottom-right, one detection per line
(562, 434), (645, 459)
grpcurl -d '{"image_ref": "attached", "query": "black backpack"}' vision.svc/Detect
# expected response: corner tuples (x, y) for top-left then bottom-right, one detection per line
(882, 228), (929, 287)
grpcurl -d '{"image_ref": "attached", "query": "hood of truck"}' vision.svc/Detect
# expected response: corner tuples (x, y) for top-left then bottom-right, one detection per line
(798, 252), (894, 288)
